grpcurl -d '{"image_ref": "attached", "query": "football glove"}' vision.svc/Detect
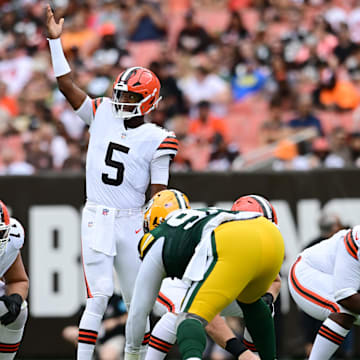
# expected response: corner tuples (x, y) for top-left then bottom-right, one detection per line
(0, 293), (23, 326)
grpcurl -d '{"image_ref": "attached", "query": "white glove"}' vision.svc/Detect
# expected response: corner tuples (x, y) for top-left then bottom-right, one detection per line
(125, 352), (140, 360)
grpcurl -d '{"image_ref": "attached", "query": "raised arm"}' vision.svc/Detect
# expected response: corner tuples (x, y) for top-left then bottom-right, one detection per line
(45, 4), (87, 110)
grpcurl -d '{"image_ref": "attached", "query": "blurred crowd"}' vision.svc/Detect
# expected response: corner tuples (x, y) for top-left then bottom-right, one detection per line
(3, 0), (360, 173)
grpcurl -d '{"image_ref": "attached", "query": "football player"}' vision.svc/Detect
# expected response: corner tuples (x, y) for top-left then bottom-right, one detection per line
(146, 194), (281, 360)
(288, 225), (360, 360)
(0, 201), (29, 360)
(125, 190), (285, 360)
(45, 5), (178, 360)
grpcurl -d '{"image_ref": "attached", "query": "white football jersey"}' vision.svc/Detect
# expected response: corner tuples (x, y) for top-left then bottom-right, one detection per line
(301, 226), (360, 301)
(0, 218), (24, 277)
(76, 97), (178, 209)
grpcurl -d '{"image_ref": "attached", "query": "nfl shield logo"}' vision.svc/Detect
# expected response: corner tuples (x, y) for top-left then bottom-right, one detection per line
(102, 208), (109, 216)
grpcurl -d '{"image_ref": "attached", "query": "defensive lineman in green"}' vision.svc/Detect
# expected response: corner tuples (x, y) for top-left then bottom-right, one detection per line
(125, 190), (285, 360)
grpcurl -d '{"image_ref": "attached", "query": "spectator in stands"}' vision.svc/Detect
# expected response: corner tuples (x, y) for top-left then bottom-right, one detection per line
(308, 137), (330, 169)
(208, 133), (239, 171)
(179, 65), (231, 115)
(188, 100), (229, 146)
(288, 93), (324, 137)
(221, 10), (249, 45)
(333, 23), (358, 65)
(0, 147), (34, 175)
(62, 140), (84, 171)
(349, 131), (360, 167)
(0, 81), (18, 117)
(176, 10), (213, 55)
(25, 130), (53, 172)
(149, 60), (187, 118)
(60, 5), (98, 58)
(259, 97), (289, 145)
(91, 23), (130, 70)
(126, 0), (167, 42)
(324, 126), (352, 168)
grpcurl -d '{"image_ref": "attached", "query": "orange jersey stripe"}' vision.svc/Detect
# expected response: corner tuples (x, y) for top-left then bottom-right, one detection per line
(243, 339), (256, 351)
(158, 143), (179, 150)
(162, 137), (179, 144)
(290, 257), (340, 312)
(344, 231), (358, 260)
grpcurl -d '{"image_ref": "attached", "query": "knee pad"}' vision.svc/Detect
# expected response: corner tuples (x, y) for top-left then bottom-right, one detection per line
(85, 295), (109, 316)
(176, 312), (207, 331)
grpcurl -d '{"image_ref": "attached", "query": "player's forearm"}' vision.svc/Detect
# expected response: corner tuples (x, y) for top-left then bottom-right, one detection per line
(48, 38), (86, 110)
(266, 274), (281, 301)
(6, 280), (29, 301)
(205, 314), (234, 348)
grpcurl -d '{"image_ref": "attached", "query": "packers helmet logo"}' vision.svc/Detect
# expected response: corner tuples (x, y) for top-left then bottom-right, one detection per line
(143, 189), (190, 233)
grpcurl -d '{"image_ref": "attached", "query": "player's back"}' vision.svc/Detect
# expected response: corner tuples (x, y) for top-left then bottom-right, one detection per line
(149, 208), (262, 278)
(301, 228), (350, 273)
(84, 98), (177, 209)
(0, 218), (24, 277)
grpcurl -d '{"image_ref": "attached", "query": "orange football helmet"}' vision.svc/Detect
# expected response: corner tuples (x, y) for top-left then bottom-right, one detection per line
(0, 201), (10, 255)
(111, 66), (162, 119)
(231, 194), (278, 225)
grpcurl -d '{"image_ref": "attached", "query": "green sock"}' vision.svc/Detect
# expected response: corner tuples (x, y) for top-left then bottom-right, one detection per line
(177, 318), (207, 360)
(238, 298), (276, 360)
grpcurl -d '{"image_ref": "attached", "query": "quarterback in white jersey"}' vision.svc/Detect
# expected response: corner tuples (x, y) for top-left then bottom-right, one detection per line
(288, 226), (360, 360)
(0, 201), (29, 360)
(46, 6), (178, 360)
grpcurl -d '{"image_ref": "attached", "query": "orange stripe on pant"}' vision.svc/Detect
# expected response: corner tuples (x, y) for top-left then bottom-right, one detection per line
(289, 257), (340, 313)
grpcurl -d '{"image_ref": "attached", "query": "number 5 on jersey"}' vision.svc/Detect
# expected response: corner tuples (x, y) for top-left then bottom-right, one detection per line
(102, 142), (130, 186)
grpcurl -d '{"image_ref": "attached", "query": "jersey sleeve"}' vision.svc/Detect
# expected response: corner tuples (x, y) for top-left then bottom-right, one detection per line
(75, 96), (105, 126)
(9, 218), (25, 250)
(333, 227), (360, 302)
(153, 132), (179, 160)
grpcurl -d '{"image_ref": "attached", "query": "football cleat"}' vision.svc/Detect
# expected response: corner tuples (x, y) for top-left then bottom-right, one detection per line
(0, 201), (10, 255)
(144, 189), (190, 232)
(111, 66), (162, 119)
(231, 194), (278, 225)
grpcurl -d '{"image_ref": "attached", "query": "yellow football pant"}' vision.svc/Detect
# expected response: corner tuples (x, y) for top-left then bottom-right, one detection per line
(183, 217), (285, 322)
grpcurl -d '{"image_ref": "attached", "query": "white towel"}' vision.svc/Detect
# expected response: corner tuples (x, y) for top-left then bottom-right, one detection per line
(90, 206), (116, 256)
(182, 232), (213, 283)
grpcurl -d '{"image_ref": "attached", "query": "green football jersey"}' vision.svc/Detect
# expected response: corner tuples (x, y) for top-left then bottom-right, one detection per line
(140, 208), (239, 278)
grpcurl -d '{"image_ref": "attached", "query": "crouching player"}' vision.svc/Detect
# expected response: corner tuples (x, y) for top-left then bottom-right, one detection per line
(148, 194), (281, 360)
(289, 224), (360, 360)
(0, 201), (28, 359)
(125, 190), (284, 360)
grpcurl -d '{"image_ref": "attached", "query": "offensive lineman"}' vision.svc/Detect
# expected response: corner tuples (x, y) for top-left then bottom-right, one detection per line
(147, 194), (281, 360)
(0, 201), (29, 360)
(45, 5), (178, 359)
(288, 225), (360, 359)
(125, 190), (285, 360)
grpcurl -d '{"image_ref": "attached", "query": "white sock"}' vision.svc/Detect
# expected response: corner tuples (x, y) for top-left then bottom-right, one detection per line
(309, 318), (349, 360)
(77, 296), (108, 360)
(145, 312), (177, 360)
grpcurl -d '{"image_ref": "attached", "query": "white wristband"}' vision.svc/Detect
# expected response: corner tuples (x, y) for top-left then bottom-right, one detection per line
(48, 38), (71, 77)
